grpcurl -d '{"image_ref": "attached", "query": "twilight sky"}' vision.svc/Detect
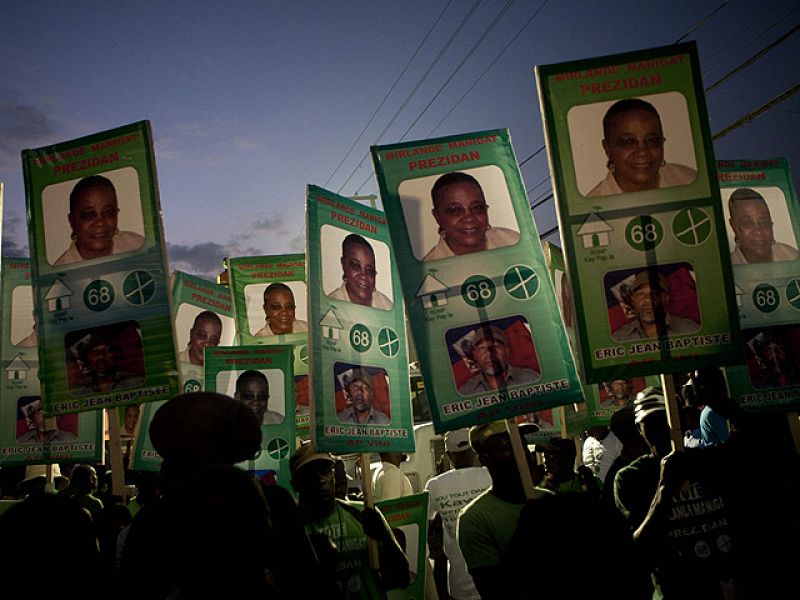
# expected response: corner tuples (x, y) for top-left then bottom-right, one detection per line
(2, 1), (798, 279)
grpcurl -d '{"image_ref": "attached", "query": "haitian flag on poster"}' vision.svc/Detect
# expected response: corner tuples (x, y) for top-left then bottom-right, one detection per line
(130, 271), (235, 472)
(226, 255), (311, 438)
(371, 130), (582, 434)
(544, 242), (660, 426)
(22, 121), (178, 416)
(204, 345), (295, 489)
(717, 159), (800, 409)
(536, 42), (742, 384)
(0, 257), (102, 467)
(306, 185), (413, 454)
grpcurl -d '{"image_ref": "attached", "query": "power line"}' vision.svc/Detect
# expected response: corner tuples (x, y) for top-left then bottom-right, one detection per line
(713, 83), (800, 140)
(428, 0), (550, 136)
(525, 174), (550, 195)
(337, 0), (483, 194)
(701, 0), (794, 76)
(705, 22), (800, 93)
(397, 0), (516, 141)
(673, 0), (732, 43)
(324, 0), (453, 187)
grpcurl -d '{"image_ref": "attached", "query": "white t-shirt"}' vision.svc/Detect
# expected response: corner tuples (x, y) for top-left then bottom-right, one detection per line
(372, 461), (413, 500)
(425, 466), (492, 600)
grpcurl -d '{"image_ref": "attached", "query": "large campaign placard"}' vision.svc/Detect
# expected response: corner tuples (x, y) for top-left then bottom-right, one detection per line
(536, 42), (742, 383)
(372, 130), (582, 433)
(227, 254), (311, 437)
(22, 121), (178, 415)
(129, 271), (236, 472)
(307, 185), (413, 453)
(717, 159), (800, 409)
(204, 345), (295, 488)
(0, 258), (102, 466)
(543, 242), (659, 425)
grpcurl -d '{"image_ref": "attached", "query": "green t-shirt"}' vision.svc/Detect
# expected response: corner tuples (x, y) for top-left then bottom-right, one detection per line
(304, 499), (386, 600)
(457, 488), (549, 572)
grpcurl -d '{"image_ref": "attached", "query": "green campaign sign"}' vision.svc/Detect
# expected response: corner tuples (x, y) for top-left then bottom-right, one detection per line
(376, 492), (429, 600)
(536, 43), (742, 383)
(372, 130), (582, 433)
(204, 345), (295, 489)
(0, 258), (102, 467)
(130, 271), (235, 472)
(717, 159), (800, 409)
(22, 121), (178, 415)
(543, 242), (661, 427)
(227, 254), (311, 438)
(306, 185), (413, 453)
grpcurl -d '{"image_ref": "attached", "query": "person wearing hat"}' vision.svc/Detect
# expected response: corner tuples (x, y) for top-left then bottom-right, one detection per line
(424, 428), (491, 600)
(336, 368), (390, 424)
(289, 440), (410, 598)
(457, 421), (550, 598)
(121, 392), (324, 598)
(535, 438), (602, 496)
(457, 325), (539, 396)
(728, 187), (798, 264)
(612, 270), (699, 342)
(72, 332), (144, 394)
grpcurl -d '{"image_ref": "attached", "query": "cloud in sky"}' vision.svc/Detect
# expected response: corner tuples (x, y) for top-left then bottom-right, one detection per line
(0, 90), (57, 169)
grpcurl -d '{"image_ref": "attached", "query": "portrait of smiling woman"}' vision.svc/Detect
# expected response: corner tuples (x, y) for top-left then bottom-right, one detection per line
(423, 171), (519, 261)
(586, 97), (697, 197)
(54, 174), (145, 265)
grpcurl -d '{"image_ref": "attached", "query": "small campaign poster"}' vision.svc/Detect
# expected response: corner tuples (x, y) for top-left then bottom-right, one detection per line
(128, 271), (236, 471)
(376, 492), (429, 600)
(204, 345), (295, 488)
(372, 129), (582, 434)
(172, 271), (236, 390)
(0, 257), (102, 466)
(307, 185), (413, 453)
(717, 159), (800, 409)
(536, 43), (742, 384)
(22, 121), (178, 415)
(227, 254), (311, 437)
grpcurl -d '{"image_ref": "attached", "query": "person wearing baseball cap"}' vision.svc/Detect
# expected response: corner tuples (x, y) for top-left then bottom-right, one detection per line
(424, 428), (491, 600)
(613, 386), (672, 528)
(457, 325), (540, 396)
(457, 421), (550, 598)
(289, 440), (410, 598)
(336, 368), (390, 425)
(613, 269), (699, 342)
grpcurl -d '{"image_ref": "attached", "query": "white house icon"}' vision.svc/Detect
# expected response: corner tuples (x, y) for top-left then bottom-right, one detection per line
(577, 212), (613, 248)
(45, 277), (75, 312)
(6, 355), (30, 381)
(416, 274), (449, 309)
(319, 309), (343, 341)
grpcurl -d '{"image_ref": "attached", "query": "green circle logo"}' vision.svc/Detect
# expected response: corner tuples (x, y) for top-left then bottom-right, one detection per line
(123, 271), (156, 305)
(461, 275), (496, 308)
(503, 265), (539, 300)
(84, 279), (115, 312)
(267, 437), (290, 460)
(298, 344), (309, 365)
(349, 324), (372, 353)
(786, 280), (800, 310)
(672, 207), (712, 246)
(625, 216), (663, 251)
(752, 283), (780, 313)
(378, 327), (399, 357)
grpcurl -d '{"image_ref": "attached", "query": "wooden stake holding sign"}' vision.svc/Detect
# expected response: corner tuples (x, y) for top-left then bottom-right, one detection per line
(359, 452), (380, 570)
(506, 419), (537, 500)
(661, 374), (686, 454)
(106, 407), (125, 499)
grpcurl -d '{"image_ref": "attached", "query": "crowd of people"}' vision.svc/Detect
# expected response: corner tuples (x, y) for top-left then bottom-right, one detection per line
(0, 367), (795, 599)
